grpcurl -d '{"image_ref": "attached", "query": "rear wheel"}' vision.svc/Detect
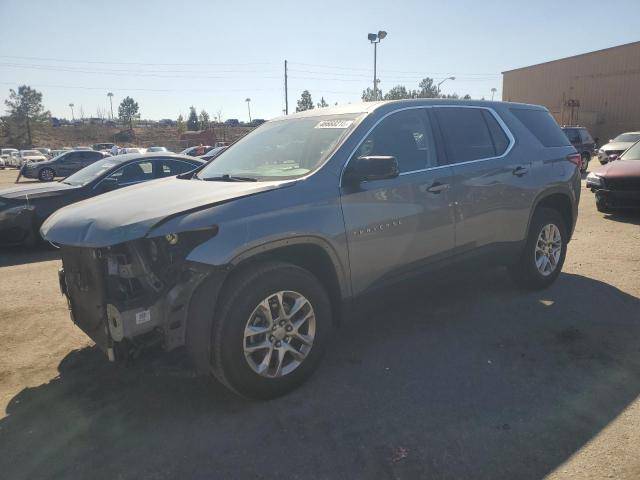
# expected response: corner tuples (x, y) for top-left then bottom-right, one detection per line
(510, 208), (567, 290)
(203, 261), (332, 399)
(38, 168), (55, 182)
(580, 153), (590, 173)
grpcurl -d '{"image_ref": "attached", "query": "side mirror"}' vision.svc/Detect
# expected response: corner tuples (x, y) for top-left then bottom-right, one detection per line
(99, 176), (119, 191)
(344, 156), (399, 183)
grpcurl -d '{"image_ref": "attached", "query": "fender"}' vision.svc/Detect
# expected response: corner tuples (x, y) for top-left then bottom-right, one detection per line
(228, 235), (352, 301)
(526, 185), (577, 241)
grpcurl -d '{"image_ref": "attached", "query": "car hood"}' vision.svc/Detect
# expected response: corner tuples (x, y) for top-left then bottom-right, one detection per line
(597, 159), (640, 178)
(0, 181), (78, 200)
(41, 176), (291, 247)
(600, 142), (634, 152)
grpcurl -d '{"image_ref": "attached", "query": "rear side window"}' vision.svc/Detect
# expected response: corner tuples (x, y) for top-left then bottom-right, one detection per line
(435, 107), (508, 163)
(511, 109), (570, 147)
(161, 159), (197, 176)
(579, 129), (593, 143)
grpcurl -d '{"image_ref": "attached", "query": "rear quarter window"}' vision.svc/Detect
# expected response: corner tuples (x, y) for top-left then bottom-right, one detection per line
(511, 108), (570, 147)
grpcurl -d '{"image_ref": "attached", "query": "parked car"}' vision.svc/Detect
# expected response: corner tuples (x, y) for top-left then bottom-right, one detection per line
(180, 145), (213, 156)
(73, 146), (93, 151)
(0, 153), (204, 246)
(50, 149), (67, 157)
(119, 147), (146, 155)
(93, 143), (116, 151)
(0, 157), (5, 169)
(587, 139), (640, 213)
(42, 100), (580, 399)
(1, 148), (19, 157)
(21, 149), (110, 181)
(35, 147), (52, 157)
(146, 146), (169, 153)
(597, 132), (640, 164)
(7, 152), (22, 168)
(18, 149), (48, 165)
(224, 118), (240, 126)
(561, 126), (595, 172)
(198, 146), (227, 161)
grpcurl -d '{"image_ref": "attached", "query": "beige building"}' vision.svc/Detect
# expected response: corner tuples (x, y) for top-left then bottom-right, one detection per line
(502, 41), (640, 143)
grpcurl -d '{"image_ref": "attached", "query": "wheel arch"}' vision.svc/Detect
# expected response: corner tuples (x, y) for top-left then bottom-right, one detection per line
(528, 190), (575, 241)
(227, 237), (351, 325)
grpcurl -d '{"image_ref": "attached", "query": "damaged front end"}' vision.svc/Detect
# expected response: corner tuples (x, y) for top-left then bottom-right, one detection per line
(59, 227), (222, 361)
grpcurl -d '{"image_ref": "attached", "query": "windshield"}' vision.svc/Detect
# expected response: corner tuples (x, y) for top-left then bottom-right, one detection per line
(63, 158), (121, 186)
(619, 141), (640, 161)
(613, 133), (640, 143)
(197, 114), (361, 180)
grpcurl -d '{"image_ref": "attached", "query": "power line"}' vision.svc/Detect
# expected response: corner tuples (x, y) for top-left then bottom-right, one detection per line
(0, 54), (277, 67)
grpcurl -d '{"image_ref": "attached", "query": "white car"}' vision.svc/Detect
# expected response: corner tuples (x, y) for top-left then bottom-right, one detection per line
(18, 149), (48, 167)
(0, 156), (5, 169)
(597, 132), (640, 164)
(7, 152), (22, 168)
(119, 147), (146, 155)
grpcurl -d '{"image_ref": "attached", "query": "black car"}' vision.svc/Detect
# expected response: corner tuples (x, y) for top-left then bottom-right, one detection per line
(21, 149), (110, 181)
(0, 153), (204, 246)
(561, 126), (595, 173)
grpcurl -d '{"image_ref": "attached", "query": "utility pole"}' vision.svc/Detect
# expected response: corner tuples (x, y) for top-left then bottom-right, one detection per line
(284, 60), (289, 115)
(368, 31), (387, 100)
(107, 92), (114, 119)
(490, 88), (497, 101)
(69, 103), (75, 120)
(245, 98), (252, 123)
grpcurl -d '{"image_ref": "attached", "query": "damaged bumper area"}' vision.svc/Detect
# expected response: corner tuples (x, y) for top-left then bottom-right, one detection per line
(58, 230), (223, 361)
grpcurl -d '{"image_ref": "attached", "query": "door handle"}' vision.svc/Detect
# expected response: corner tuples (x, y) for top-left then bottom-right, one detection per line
(426, 181), (449, 194)
(512, 166), (529, 177)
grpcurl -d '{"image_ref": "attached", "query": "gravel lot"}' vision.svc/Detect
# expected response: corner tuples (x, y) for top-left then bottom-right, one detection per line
(1, 165), (639, 479)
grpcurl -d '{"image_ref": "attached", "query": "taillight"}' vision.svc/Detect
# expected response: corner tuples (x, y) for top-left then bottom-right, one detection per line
(567, 153), (582, 168)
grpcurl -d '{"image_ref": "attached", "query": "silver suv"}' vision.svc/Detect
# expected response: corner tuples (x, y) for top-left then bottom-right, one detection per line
(42, 100), (581, 399)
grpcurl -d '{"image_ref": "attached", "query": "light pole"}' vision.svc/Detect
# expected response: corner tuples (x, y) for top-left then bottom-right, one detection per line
(107, 92), (114, 119)
(367, 30), (387, 100)
(437, 76), (456, 96)
(68, 103), (75, 120)
(245, 98), (252, 123)
(491, 88), (497, 101)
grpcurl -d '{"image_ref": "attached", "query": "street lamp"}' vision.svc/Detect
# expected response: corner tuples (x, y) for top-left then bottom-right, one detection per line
(368, 30), (387, 100)
(107, 92), (114, 119)
(68, 103), (75, 120)
(491, 88), (497, 101)
(245, 98), (252, 123)
(437, 76), (456, 96)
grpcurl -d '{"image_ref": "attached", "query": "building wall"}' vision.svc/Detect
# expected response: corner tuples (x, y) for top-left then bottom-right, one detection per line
(502, 41), (640, 143)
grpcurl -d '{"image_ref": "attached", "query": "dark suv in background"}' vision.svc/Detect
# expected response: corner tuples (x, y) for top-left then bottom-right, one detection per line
(42, 100), (581, 399)
(21, 149), (109, 181)
(562, 126), (595, 172)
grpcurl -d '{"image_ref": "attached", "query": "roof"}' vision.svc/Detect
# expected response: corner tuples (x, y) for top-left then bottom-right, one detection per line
(271, 98), (546, 121)
(103, 152), (205, 164)
(502, 40), (640, 74)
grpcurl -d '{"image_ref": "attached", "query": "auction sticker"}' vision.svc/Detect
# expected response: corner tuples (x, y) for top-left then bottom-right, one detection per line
(315, 120), (353, 129)
(136, 310), (151, 325)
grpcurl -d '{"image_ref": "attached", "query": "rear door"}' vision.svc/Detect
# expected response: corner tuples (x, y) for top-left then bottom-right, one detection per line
(340, 107), (456, 296)
(57, 151), (82, 175)
(433, 106), (527, 251)
(78, 151), (104, 170)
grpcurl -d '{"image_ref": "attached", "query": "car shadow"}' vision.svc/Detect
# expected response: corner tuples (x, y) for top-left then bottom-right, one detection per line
(1, 269), (640, 479)
(602, 211), (640, 225)
(0, 244), (60, 267)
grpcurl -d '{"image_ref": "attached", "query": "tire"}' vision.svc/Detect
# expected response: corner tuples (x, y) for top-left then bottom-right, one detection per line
(580, 153), (590, 173)
(200, 261), (332, 399)
(596, 199), (613, 214)
(38, 167), (55, 182)
(509, 208), (567, 290)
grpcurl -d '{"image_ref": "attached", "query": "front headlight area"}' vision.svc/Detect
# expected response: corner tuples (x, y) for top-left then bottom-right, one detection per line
(586, 172), (604, 189)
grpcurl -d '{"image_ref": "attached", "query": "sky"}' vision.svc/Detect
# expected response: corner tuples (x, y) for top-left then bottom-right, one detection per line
(1, 0), (639, 122)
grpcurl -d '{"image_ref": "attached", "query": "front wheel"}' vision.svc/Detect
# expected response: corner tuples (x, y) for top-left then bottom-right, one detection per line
(509, 208), (567, 290)
(38, 167), (55, 182)
(202, 261), (332, 399)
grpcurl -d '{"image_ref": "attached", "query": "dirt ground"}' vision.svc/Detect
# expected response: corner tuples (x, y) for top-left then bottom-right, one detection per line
(0, 164), (639, 479)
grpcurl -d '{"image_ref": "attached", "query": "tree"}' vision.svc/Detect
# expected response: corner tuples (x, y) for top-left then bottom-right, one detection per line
(187, 106), (200, 130)
(317, 97), (329, 108)
(199, 109), (210, 128)
(4, 85), (50, 147)
(296, 90), (314, 112)
(415, 77), (439, 98)
(384, 85), (411, 100)
(118, 96), (139, 130)
(176, 114), (185, 134)
(361, 87), (383, 102)
(463, 94), (471, 100)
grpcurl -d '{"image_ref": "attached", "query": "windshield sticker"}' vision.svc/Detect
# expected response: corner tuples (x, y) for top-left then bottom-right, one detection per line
(315, 120), (353, 129)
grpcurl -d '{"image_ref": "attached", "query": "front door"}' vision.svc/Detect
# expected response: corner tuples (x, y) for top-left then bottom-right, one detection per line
(340, 107), (456, 296)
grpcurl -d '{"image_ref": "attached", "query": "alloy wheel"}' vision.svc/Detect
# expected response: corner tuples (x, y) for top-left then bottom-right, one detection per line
(243, 290), (316, 378)
(534, 224), (562, 276)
